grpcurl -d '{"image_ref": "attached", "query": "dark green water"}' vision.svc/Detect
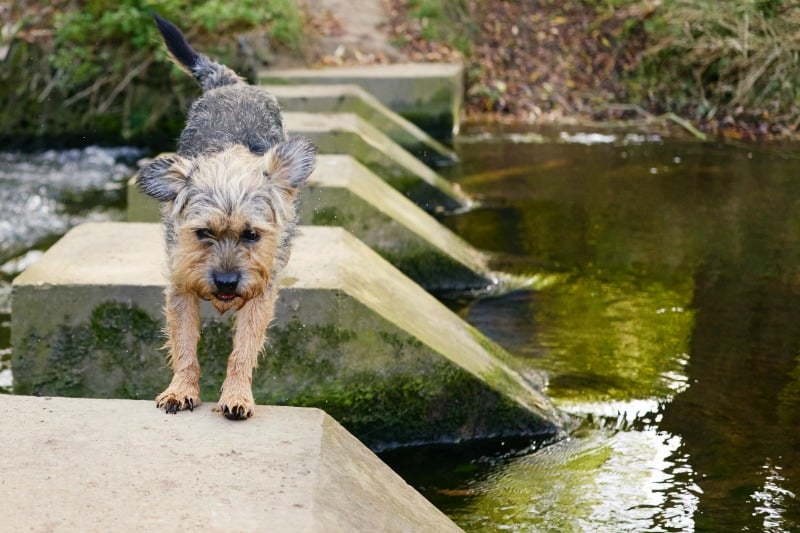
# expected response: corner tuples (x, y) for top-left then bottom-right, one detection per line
(4, 134), (800, 531)
(383, 129), (800, 531)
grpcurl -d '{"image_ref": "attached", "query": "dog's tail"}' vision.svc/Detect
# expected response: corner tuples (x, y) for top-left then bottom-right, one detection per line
(153, 13), (243, 92)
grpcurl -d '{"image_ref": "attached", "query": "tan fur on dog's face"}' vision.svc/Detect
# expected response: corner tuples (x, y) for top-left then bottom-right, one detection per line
(138, 139), (316, 314)
(138, 14), (317, 419)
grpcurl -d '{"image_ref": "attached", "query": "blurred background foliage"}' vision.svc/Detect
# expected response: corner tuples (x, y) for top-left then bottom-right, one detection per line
(1, 0), (303, 148)
(394, 0), (800, 138)
(3, 0), (799, 147)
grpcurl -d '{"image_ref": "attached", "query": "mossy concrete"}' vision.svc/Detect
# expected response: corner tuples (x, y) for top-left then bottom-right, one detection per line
(283, 112), (469, 212)
(0, 394), (462, 532)
(260, 63), (463, 139)
(127, 155), (493, 290)
(266, 84), (457, 166)
(11, 223), (564, 449)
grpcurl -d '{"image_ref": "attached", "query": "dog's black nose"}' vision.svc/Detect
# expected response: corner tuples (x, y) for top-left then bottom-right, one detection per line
(213, 271), (240, 293)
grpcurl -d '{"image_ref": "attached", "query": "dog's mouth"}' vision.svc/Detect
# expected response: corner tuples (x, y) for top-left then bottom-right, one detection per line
(215, 293), (238, 301)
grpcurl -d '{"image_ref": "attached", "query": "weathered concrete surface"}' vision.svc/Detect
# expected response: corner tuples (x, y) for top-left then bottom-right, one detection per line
(266, 84), (457, 166)
(261, 63), (463, 139)
(0, 394), (462, 532)
(283, 112), (469, 212)
(127, 155), (493, 290)
(12, 223), (564, 449)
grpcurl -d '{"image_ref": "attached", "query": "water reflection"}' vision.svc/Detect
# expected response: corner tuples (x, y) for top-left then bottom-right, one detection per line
(456, 423), (699, 531)
(661, 260), (800, 529)
(386, 130), (800, 531)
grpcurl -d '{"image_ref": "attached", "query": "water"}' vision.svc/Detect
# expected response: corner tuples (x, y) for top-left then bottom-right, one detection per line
(382, 128), (800, 531)
(4, 135), (800, 530)
(0, 146), (142, 391)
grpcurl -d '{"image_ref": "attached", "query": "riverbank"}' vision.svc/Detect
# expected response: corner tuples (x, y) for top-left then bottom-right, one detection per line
(312, 0), (800, 141)
(4, 1), (799, 145)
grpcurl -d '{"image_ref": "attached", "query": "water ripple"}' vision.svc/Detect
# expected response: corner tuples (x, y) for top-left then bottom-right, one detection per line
(0, 146), (142, 263)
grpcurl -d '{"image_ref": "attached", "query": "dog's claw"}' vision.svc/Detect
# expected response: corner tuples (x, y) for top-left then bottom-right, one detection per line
(221, 403), (251, 420)
(164, 399), (180, 414)
(156, 392), (200, 415)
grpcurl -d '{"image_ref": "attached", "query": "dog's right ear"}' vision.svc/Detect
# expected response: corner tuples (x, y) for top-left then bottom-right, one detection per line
(135, 153), (194, 202)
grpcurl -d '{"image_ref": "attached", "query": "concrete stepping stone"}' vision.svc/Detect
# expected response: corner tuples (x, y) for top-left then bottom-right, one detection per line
(260, 63), (463, 139)
(0, 394), (462, 532)
(283, 112), (469, 212)
(127, 155), (493, 290)
(11, 223), (564, 449)
(265, 84), (458, 166)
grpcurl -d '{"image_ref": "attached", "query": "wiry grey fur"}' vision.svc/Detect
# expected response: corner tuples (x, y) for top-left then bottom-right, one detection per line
(150, 13), (287, 158)
(137, 14), (315, 255)
(178, 84), (287, 158)
(134, 14), (316, 420)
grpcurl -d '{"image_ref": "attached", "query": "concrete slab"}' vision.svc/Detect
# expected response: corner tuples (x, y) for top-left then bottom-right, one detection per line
(127, 155), (494, 290)
(283, 112), (469, 212)
(266, 84), (457, 166)
(0, 394), (462, 532)
(11, 223), (564, 449)
(260, 63), (463, 139)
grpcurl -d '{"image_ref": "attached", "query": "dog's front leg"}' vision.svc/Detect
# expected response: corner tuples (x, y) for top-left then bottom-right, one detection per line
(156, 289), (202, 413)
(218, 289), (276, 419)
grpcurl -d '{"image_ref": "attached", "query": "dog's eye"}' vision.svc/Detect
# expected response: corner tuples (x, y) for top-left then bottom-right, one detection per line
(241, 229), (260, 243)
(195, 228), (213, 240)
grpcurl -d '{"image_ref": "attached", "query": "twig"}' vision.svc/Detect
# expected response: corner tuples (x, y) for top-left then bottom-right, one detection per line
(97, 56), (153, 113)
(661, 112), (707, 140)
(602, 103), (707, 140)
(37, 68), (64, 103)
(63, 76), (109, 107)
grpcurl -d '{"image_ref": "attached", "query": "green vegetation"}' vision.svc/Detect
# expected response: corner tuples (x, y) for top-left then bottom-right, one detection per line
(640, 0), (800, 130)
(6, 0), (799, 142)
(401, 0), (473, 55)
(398, 0), (800, 137)
(52, 0), (303, 87)
(2, 1), (304, 147)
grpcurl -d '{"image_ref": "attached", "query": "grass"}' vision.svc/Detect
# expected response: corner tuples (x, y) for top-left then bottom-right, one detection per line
(3, 0), (306, 146)
(641, 0), (800, 127)
(396, 0), (800, 135)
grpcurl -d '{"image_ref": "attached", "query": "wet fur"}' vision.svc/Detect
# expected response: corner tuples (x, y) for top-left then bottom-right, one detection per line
(136, 14), (316, 419)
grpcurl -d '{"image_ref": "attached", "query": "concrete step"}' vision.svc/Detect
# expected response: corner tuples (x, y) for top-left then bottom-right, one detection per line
(127, 155), (493, 291)
(11, 223), (564, 449)
(283, 112), (469, 212)
(0, 394), (462, 532)
(260, 63), (463, 139)
(265, 84), (457, 166)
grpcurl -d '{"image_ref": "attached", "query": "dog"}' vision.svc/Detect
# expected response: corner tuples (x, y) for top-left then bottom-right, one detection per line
(136, 14), (316, 419)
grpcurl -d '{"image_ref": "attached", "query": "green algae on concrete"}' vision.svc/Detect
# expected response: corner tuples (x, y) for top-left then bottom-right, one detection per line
(283, 112), (469, 212)
(11, 223), (564, 449)
(260, 63), (463, 139)
(129, 155), (493, 290)
(265, 84), (458, 166)
(0, 395), (462, 532)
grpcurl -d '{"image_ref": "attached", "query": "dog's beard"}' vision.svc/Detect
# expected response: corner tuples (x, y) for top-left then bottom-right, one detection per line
(210, 295), (244, 314)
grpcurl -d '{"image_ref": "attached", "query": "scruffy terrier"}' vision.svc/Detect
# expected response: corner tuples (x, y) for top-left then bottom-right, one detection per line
(136, 14), (316, 419)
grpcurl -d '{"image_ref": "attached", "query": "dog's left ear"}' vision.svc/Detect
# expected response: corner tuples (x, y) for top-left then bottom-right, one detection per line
(264, 138), (317, 189)
(136, 153), (194, 202)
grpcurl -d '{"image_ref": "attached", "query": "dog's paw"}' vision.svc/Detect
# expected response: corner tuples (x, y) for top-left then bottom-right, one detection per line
(217, 391), (255, 420)
(156, 389), (201, 414)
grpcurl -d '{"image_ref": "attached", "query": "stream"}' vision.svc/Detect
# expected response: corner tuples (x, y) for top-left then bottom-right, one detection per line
(0, 146), (142, 391)
(3, 131), (800, 531)
(384, 128), (800, 531)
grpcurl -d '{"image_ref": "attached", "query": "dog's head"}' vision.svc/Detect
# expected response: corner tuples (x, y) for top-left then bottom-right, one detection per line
(136, 139), (316, 313)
